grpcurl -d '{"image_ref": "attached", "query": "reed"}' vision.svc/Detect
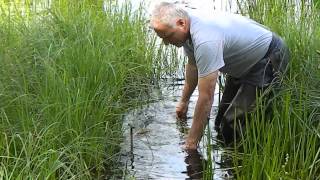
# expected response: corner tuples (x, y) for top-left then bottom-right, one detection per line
(204, 0), (320, 179)
(0, 0), (168, 179)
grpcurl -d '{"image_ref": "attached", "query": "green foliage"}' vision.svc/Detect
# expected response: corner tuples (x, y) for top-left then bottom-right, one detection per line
(217, 0), (320, 179)
(0, 0), (166, 179)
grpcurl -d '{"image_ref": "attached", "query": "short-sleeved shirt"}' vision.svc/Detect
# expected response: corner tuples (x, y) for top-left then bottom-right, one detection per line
(183, 12), (272, 78)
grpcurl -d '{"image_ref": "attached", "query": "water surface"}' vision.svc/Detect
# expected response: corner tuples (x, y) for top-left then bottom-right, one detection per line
(121, 79), (233, 179)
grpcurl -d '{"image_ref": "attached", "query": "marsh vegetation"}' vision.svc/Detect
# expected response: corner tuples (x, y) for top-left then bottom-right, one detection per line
(0, 0), (319, 179)
(202, 0), (320, 179)
(0, 0), (173, 179)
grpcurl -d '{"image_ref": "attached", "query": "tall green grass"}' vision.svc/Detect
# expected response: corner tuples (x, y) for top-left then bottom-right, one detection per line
(0, 0), (169, 179)
(204, 0), (320, 179)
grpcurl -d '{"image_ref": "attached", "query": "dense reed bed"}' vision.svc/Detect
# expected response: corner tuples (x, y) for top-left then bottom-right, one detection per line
(204, 0), (320, 179)
(0, 0), (170, 179)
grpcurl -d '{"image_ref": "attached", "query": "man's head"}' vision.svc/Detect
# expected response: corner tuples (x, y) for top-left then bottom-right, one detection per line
(150, 2), (190, 47)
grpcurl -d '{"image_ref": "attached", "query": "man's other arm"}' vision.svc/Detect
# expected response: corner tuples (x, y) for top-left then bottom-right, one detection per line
(185, 71), (218, 149)
(176, 56), (198, 119)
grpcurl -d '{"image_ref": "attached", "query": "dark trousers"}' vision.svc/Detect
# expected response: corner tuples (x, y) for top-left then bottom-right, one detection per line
(215, 34), (290, 144)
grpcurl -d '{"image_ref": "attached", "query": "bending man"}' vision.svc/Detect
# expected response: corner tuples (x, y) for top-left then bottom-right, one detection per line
(150, 2), (289, 149)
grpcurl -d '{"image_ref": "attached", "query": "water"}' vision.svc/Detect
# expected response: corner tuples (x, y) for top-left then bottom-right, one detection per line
(121, 79), (233, 179)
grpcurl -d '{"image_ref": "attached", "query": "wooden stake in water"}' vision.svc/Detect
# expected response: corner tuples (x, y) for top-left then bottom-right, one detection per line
(218, 75), (222, 103)
(129, 124), (134, 169)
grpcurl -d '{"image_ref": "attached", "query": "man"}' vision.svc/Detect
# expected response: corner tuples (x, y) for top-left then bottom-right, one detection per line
(150, 2), (289, 149)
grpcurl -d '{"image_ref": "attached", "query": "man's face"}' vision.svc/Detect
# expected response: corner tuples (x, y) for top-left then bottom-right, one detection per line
(152, 18), (189, 47)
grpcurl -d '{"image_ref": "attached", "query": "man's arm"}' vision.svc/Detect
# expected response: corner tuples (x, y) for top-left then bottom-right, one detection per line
(176, 57), (198, 119)
(185, 71), (218, 149)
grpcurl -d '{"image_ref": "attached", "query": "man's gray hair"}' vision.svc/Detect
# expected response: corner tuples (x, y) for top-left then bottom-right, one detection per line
(151, 2), (189, 28)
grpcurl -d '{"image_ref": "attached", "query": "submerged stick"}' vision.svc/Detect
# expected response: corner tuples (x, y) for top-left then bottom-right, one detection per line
(218, 75), (222, 103)
(129, 124), (134, 168)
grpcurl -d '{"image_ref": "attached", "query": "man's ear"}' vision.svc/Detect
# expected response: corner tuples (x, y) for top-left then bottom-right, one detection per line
(176, 18), (186, 28)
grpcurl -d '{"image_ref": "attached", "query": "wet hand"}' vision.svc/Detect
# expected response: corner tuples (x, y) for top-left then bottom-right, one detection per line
(176, 100), (189, 120)
(183, 138), (198, 150)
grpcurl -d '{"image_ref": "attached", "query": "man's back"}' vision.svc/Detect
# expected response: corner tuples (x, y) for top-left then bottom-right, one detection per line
(184, 12), (272, 77)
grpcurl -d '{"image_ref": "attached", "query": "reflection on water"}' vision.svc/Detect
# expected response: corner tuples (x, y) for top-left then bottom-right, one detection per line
(121, 79), (233, 179)
(183, 149), (206, 179)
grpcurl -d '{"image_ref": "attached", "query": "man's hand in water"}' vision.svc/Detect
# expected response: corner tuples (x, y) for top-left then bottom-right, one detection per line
(184, 138), (197, 150)
(176, 100), (189, 120)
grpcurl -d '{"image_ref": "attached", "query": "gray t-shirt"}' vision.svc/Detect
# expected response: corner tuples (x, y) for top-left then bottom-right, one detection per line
(183, 12), (272, 78)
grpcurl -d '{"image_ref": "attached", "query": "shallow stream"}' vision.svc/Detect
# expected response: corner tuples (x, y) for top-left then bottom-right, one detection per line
(121, 79), (233, 179)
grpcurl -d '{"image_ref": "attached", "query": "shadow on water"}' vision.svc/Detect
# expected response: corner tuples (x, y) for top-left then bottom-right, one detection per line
(183, 149), (206, 179)
(120, 79), (234, 179)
